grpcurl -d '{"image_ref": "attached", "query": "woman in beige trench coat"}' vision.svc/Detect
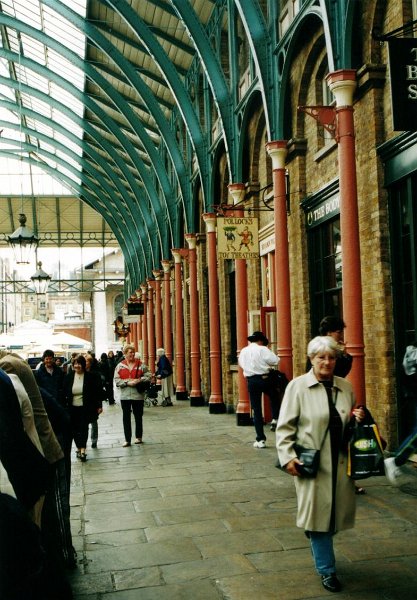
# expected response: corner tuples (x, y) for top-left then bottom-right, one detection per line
(276, 336), (364, 593)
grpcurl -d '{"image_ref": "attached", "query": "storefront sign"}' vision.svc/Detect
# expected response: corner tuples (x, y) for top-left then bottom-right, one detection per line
(388, 38), (417, 131)
(217, 217), (259, 259)
(306, 195), (340, 228)
(127, 302), (144, 315)
(259, 233), (275, 256)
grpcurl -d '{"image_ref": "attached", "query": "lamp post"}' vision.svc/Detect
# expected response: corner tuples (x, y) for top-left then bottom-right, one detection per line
(7, 213), (38, 264)
(30, 261), (51, 295)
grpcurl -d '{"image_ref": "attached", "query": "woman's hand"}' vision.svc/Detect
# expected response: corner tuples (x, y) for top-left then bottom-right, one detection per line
(128, 378), (140, 386)
(352, 406), (365, 422)
(285, 458), (303, 477)
(97, 407), (103, 415)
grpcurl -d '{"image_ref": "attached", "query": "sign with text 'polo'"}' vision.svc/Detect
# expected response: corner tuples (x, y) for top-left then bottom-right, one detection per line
(388, 38), (417, 131)
(217, 217), (259, 259)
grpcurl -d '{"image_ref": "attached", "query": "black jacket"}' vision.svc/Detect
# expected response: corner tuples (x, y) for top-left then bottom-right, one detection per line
(63, 370), (103, 423)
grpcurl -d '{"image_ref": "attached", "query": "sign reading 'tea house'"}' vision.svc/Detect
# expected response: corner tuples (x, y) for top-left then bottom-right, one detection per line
(388, 38), (417, 131)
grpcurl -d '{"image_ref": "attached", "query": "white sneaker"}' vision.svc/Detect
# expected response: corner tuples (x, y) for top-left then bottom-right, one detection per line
(384, 457), (409, 486)
(253, 440), (266, 448)
(270, 419), (277, 432)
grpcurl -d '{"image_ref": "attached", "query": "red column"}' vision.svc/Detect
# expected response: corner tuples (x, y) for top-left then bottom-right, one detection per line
(136, 289), (143, 356)
(172, 249), (188, 399)
(266, 141), (293, 380)
(203, 213), (225, 412)
(147, 279), (156, 374)
(161, 260), (173, 362)
(185, 233), (204, 405)
(228, 183), (251, 425)
(140, 284), (148, 364)
(327, 69), (366, 405)
(153, 270), (163, 350)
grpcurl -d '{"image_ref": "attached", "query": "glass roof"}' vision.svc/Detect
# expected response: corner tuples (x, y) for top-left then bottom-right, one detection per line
(0, 0), (87, 195)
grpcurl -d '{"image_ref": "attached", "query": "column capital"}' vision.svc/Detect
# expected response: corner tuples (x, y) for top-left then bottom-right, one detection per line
(171, 248), (188, 262)
(266, 140), (288, 170)
(161, 259), (172, 273)
(140, 283), (147, 295)
(203, 213), (217, 233)
(152, 269), (163, 280)
(228, 183), (246, 205)
(326, 69), (357, 106)
(185, 233), (197, 250)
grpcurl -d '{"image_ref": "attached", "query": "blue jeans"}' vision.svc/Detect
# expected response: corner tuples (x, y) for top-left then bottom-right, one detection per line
(309, 532), (336, 576)
(246, 374), (280, 441)
(396, 427), (417, 466)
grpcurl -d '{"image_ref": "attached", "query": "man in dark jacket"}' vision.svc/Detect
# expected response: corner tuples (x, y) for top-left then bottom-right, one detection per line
(35, 349), (65, 406)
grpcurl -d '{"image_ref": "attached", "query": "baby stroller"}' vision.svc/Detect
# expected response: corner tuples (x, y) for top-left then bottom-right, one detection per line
(144, 381), (159, 407)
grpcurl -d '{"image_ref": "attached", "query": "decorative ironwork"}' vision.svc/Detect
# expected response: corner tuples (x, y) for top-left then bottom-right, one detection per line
(0, 278), (125, 294)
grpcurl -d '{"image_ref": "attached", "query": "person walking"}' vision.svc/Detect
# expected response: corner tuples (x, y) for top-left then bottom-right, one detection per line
(99, 352), (115, 405)
(114, 344), (151, 447)
(384, 342), (417, 485)
(63, 355), (103, 462)
(85, 354), (106, 449)
(238, 331), (280, 448)
(308, 316), (365, 495)
(276, 336), (365, 593)
(34, 349), (65, 407)
(155, 348), (174, 406)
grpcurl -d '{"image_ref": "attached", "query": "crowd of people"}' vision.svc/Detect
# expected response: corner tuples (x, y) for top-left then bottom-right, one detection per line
(0, 343), (174, 599)
(1, 320), (416, 598)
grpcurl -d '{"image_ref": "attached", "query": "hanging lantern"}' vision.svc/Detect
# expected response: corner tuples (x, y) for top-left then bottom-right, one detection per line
(8, 213), (38, 264)
(30, 261), (51, 294)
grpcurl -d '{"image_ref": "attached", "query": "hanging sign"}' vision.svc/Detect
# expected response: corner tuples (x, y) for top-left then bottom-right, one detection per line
(388, 38), (417, 131)
(217, 217), (259, 259)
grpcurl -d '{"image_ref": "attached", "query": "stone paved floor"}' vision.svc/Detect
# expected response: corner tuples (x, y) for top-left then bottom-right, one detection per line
(68, 401), (417, 600)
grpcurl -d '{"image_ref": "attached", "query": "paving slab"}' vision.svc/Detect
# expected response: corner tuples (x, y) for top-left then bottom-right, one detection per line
(69, 402), (417, 599)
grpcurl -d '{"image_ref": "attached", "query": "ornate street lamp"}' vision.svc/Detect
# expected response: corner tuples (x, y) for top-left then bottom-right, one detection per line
(30, 261), (51, 294)
(7, 213), (39, 264)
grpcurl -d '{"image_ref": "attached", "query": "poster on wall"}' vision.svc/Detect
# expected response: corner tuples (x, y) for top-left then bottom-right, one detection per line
(388, 38), (417, 131)
(217, 216), (259, 259)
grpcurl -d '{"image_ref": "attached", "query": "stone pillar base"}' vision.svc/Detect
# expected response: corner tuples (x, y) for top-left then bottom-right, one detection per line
(236, 412), (252, 426)
(175, 390), (188, 400)
(209, 402), (226, 414)
(190, 396), (205, 407)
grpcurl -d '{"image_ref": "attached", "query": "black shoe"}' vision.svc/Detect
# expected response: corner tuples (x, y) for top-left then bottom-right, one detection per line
(80, 453), (87, 462)
(91, 442), (97, 448)
(321, 574), (341, 593)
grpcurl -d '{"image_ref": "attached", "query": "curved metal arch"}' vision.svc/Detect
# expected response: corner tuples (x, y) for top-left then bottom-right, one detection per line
(0, 76), (162, 283)
(0, 15), (172, 248)
(0, 146), (147, 283)
(0, 52), (165, 261)
(0, 114), (152, 279)
(169, 0), (236, 185)
(100, 0), (209, 225)
(41, 0), (190, 236)
(0, 149), (142, 284)
(343, 0), (358, 68)
(233, 0), (276, 139)
(276, 6), (331, 136)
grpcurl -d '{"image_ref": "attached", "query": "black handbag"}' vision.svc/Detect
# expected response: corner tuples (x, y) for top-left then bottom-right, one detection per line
(276, 444), (320, 478)
(136, 380), (150, 394)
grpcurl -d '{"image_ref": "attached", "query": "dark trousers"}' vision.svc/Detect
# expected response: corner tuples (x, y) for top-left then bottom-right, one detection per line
(121, 400), (144, 442)
(246, 374), (280, 441)
(70, 406), (89, 449)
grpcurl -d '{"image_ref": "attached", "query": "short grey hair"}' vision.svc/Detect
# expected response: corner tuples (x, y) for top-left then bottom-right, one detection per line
(156, 348), (165, 356)
(307, 335), (339, 358)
